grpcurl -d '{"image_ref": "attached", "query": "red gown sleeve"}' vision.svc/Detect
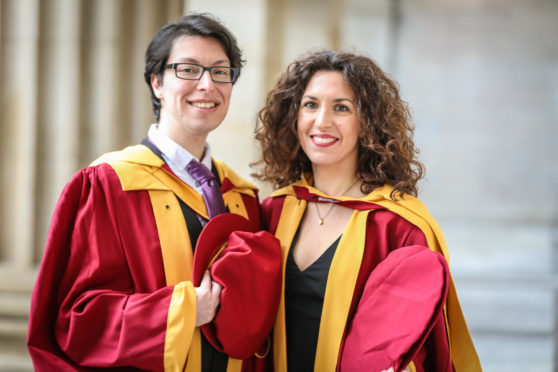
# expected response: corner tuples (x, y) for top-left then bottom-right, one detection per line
(27, 165), (187, 371)
(339, 210), (453, 372)
(402, 225), (453, 372)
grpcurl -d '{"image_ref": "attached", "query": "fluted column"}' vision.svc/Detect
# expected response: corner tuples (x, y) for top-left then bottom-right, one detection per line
(263, 0), (286, 93)
(0, 1), (187, 368)
(87, 0), (124, 156)
(34, 0), (82, 263)
(0, 0), (40, 269)
(0, 0), (187, 271)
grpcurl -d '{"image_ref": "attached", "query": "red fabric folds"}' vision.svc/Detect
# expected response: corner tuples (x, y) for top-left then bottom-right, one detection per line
(193, 213), (282, 359)
(27, 165), (170, 371)
(340, 245), (450, 372)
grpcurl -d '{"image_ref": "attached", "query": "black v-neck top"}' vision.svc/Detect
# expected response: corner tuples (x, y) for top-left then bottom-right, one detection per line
(285, 232), (341, 372)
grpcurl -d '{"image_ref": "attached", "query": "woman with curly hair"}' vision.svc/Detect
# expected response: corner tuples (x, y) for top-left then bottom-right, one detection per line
(254, 50), (481, 372)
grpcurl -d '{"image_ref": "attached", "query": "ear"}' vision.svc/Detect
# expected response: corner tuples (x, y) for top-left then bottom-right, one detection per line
(151, 73), (163, 99)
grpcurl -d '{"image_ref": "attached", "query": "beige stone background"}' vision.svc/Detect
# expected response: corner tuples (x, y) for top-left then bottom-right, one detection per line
(1, 0), (557, 370)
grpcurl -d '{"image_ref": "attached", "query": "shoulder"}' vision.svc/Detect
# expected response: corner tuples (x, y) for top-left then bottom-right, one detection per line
(48, 164), (124, 231)
(368, 186), (438, 226)
(368, 207), (418, 227)
(61, 164), (135, 215)
(63, 162), (121, 195)
(89, 145), (169, 191)
(56, 145), (158, 204)
(368, 187), (447, 257)
(367, 208), (427, 246)
(90, 144), (162, 168)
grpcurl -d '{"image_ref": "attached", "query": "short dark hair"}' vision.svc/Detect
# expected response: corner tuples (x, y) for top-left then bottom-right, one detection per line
(253, 50), (424, 199)
(144, 13), (245, 122)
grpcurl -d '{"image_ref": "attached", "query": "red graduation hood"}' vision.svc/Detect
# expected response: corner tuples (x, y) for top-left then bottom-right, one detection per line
(193, 213), (282, 359)
(340, 245), (450, 371)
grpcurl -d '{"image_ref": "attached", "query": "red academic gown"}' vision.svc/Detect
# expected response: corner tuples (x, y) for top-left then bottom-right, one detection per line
(262, 176), (482, 372)
(27, 144), (265, 372)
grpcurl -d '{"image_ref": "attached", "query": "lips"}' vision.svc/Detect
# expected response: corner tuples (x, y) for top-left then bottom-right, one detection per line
(190, 100), (218, 109)
(311, 134), (338, 147)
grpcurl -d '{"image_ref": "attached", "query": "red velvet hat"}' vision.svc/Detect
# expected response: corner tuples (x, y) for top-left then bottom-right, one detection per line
(340, 245), (449, 371)
(193, 213), (282, 359)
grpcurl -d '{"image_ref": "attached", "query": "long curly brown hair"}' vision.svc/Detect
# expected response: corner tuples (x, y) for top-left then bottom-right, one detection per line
(253, 50), (425, 198)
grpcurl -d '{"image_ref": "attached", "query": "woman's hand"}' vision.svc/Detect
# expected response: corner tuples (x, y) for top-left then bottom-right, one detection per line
(195, 270), (222, 326)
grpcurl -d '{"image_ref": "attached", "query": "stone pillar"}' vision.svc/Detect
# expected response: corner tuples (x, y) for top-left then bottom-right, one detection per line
(35, 0), (82, 264)
(0, 0), (40, 270)
(0, 1), (186, 369)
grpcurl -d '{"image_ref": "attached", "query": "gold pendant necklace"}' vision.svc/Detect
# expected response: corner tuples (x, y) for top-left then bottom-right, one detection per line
(313, 179), (359, 225)
(316, 203), (335, 225)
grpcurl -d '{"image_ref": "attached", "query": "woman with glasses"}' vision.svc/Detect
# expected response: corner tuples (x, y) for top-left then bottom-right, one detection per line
(27, 13), (278, 372)
(254, 50), (482, 371)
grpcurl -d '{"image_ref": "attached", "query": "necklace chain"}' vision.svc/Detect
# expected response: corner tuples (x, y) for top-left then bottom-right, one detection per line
(315, 203), (335, 226)
(314, 179), (359, 225)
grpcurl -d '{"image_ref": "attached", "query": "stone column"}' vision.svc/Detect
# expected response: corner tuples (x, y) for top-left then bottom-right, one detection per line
(0, 0), (40, 271)
(0, 1), (186, 369)
(35, 0), (82, 264)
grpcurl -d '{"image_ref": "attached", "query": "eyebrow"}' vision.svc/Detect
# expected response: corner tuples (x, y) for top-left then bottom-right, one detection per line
(173, 57), (231, 66)
(302, 95), (354, 104)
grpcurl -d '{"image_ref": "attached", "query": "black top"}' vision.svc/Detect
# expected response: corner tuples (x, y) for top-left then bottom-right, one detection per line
(285, 232), (341, 372)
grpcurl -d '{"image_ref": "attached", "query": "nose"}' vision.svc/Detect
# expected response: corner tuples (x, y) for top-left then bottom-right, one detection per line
(196, 70), (215, 91)
(314, 107), (332, 129)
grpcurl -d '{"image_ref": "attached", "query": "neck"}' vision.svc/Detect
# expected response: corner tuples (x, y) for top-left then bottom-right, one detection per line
(312, 165), (359, 197)
(158, 119), (207, 160)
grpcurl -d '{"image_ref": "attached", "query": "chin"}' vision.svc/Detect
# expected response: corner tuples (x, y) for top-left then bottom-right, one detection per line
(307, 157), (337, 167)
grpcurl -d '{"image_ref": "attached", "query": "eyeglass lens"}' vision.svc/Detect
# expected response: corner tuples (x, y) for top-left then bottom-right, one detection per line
(175, 63), (234, 83)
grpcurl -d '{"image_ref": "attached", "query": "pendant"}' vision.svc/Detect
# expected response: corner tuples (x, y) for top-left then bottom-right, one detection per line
(318, 218), (324, 225)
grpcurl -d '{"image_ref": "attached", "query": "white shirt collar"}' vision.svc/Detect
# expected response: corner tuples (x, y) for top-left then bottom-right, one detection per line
(147, 124), (213, 171)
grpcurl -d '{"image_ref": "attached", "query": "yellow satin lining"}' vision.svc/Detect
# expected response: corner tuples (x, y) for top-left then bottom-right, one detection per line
(314, 210), (370, 371)
(226, 358), (242, 372)
(166, 283), (197, 372)
(223, 191), (249, 219)
(184, 329), (202, 372)
(151, 168), (209, 218)
(94, 144), (258, 220)
(149, 190), (193, 284)
(93, 144), (257, 198)
(148, 190), (198, 371)
(272, 197), (371, 371)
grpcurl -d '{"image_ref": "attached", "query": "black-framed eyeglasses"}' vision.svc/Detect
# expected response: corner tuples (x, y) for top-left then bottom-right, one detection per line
(164, 63), (239, 83)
